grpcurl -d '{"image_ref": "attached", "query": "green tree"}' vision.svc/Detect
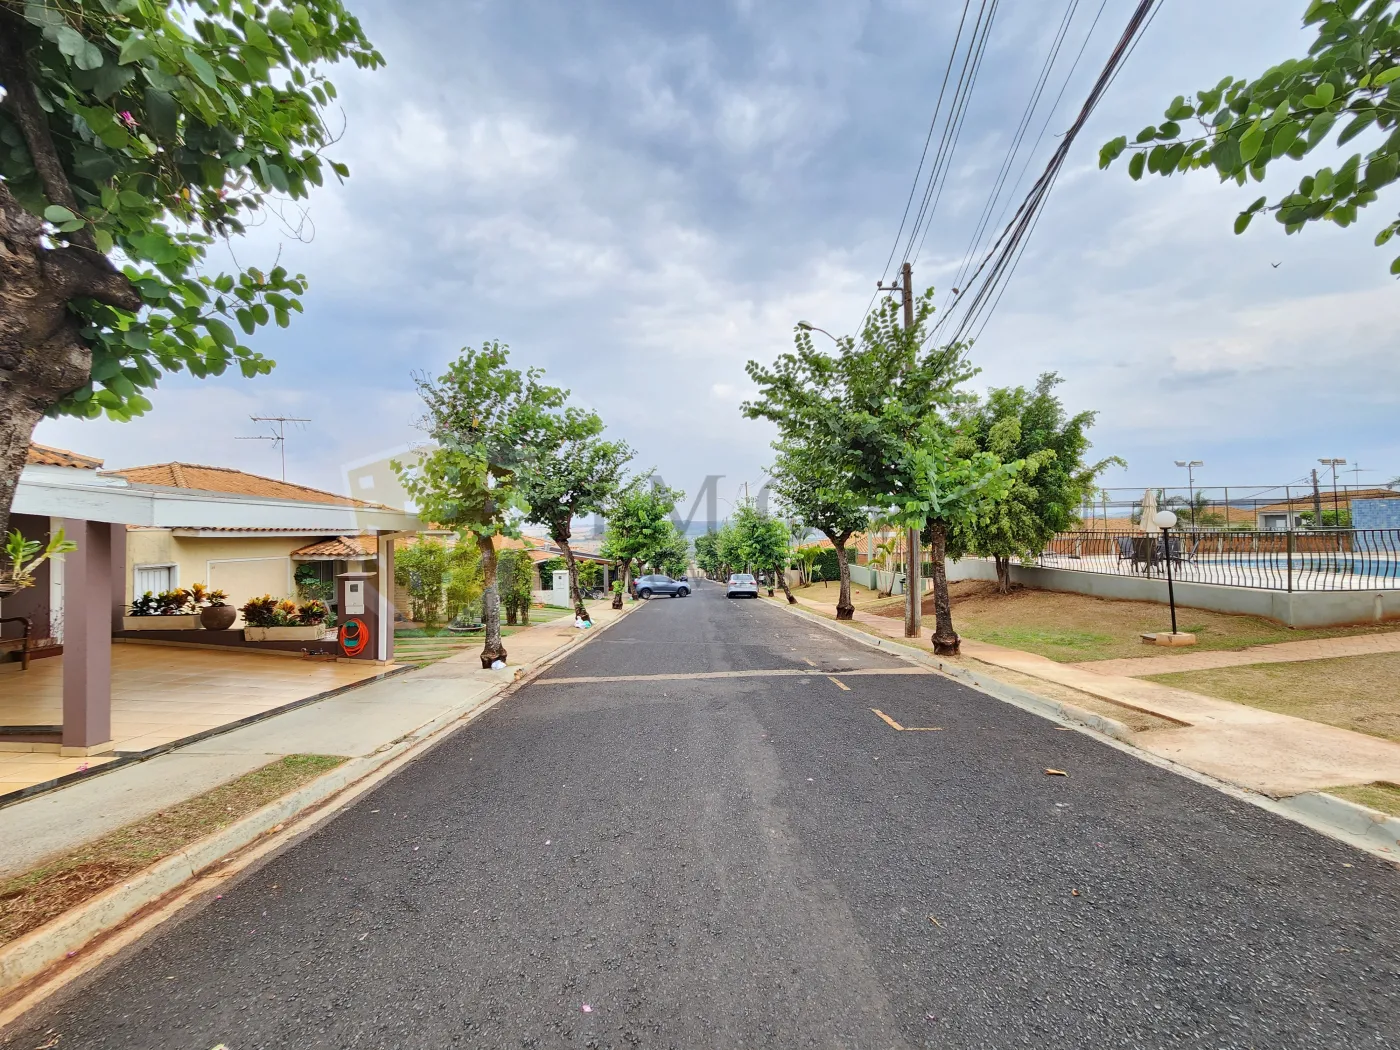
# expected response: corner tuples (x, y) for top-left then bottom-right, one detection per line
(496, 548), (533, 626)
(768, 437), (868, 618)
(444, 542), (484, 625)
(0, 0), (382, 541)
(693, 530), (722, 578)
(644, 521), (690, 577)
(746, 291), (985, 649)
(723, 501), (793, 600)
(601, 479), (682, 607)
(950, 374), (1123, 593)
(518, 406), (633, 619)
(397, 342), (565, 667)
(1099, 0), (1400, 274)
(394, 538), (450, 628)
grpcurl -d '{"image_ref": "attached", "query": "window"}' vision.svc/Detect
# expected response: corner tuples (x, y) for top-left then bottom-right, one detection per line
(134, 564), (174, 594)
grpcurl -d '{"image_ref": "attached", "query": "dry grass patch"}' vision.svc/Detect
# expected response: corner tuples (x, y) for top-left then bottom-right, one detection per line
(1144, 652), (1400, 743)
(873, 583), (1400, 663)
(0, 754), (344, 946)
(1326, 782), (1400, 818)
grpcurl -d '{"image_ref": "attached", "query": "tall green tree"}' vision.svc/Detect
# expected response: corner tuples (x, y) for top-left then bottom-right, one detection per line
(768, 437), (868, 618)
(693, 530), (722, 578)
(600, 479), (682, 607)
(397, 342), (564, 667)
(950, 374), (1123, 593)
(0, 0), (382, 541)
(1100, 0), (1400, 274)
(518, 406), (633, 619)
(725, 501), (793, 601)
(746, 291), (987, 650)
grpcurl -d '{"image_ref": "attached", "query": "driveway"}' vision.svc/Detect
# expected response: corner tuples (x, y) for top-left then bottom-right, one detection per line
(10, 581), (1400, 1049)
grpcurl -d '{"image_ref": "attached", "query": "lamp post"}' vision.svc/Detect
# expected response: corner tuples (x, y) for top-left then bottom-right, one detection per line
(1174, 460), (1203, 527)
(1156, 510), (1180, 635)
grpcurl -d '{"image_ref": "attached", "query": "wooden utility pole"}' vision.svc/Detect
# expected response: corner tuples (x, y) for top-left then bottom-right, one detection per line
(899, 262), (922, 638)
(1311, 468), (1324, 528)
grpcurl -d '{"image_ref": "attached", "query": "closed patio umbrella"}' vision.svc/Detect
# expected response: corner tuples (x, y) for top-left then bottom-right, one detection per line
(1140, 488), (1159, 532)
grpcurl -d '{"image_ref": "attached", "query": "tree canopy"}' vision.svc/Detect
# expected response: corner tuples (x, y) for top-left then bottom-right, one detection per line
(949, 373), (1122, 592)
(601, 479), (684, 584)
(1099, 0), (1400, 274)
(397, 342), (565, 665)
(0, 0), (382, 539)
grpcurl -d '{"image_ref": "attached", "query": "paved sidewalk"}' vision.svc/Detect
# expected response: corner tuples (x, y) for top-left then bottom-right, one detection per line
(0, 601), (627, 878)
(779, 593), (1400, 797)
(1073, 629), (1400, 677)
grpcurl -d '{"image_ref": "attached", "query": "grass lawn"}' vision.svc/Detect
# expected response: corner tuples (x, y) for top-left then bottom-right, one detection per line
(789, 581), (887, 605)
(1326, 782), (1400, 818)
(872, 581), (1400, 664)
(394, 605), (572, 666)
(0, 755), (344, 946)
(1143, 651), (1400, 744)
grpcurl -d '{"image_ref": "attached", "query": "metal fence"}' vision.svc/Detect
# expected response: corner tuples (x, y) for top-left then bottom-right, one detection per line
(1035, 528), (1400, 592)
(1078, 483), (1397, 530)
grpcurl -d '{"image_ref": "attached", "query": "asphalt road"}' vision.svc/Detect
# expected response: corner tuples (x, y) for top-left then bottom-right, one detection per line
(8, 582), (1400, 1049)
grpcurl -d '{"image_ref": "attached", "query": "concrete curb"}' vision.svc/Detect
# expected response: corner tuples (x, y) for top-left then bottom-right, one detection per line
(1279, 792), (1400, 857)
(767, 598), (1135, 741)
(0, 603), (637, 1004)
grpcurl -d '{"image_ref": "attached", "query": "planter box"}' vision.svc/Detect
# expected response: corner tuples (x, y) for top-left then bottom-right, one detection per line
(122, 614), (202, 631)
(243, 625), (325, 641)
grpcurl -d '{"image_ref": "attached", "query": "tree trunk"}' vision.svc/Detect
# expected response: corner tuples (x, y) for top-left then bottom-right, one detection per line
(928, 523), (959, 656)
(776, 562), (797, 604)
(0, 39), (143, 540)
(476, 533), (507, 667)
(831, 534), (854, 620)
(994, 555), (1012, 595)
(612, 558), (627, 609)
(555, 531), (589, 620)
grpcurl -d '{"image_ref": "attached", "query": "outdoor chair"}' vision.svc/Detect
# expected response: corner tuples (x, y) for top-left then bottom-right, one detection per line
(0, 616), (33, 671)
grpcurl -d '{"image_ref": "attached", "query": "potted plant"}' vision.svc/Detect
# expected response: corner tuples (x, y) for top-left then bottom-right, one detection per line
(3, 528), (77, 598)
(123, 587), (202, 631)
(194, 584), (236, 631)
(241, 594), (328, 641)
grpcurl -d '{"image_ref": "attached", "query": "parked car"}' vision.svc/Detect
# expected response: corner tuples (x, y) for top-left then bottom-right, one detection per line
(635, 574), (690, 599)
(726, 573), (759, 599)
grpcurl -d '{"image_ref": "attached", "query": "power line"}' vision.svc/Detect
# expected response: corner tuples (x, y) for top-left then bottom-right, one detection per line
(856, 1), (976, 337)
(931, 0), (1164, 348)
(902, 0), (1001, 268)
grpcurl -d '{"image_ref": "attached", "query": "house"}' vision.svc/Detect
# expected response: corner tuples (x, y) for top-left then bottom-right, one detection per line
(1253, 488), (1398, 530)
(3, 443), (419, 759)
(99, 461), (392, 619)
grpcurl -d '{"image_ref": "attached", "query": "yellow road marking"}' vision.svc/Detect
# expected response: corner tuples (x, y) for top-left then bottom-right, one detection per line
(803, 658), (817, 667)
(871, 709), (944, 732)
(872, 709), (905, 730)
(828, 676), (851, 691)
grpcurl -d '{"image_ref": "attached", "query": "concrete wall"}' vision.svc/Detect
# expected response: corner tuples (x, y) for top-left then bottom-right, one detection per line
(945, 557), (1400, 627)
(124, 530), (303, 619)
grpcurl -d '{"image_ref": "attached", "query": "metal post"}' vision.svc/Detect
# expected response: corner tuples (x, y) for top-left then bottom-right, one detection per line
(1162, 526), (1178, 635)
(1286, 528), (1294, 593)
(900, 261), (921, 638)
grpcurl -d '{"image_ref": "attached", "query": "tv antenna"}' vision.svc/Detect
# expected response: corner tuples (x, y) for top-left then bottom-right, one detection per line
(235, 415), (311, 481)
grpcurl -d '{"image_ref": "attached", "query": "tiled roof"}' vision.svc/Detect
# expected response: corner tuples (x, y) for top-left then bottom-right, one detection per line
(291, 536), (375, 559)
(1253, 488), (1398, 514)
(26, 443), (103, 469)
(101, 462), (389, 509)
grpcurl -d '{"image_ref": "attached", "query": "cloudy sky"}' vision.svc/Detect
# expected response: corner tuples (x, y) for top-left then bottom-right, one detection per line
(36, 0), (1400, 514)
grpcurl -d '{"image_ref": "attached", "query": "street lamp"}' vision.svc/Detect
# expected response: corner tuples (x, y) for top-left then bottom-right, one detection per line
(1156, 509), (1180, 636)
(797, 321), (838, 343)
(1318, 458), (1346, 526)
(1174, 460), (1203, 528)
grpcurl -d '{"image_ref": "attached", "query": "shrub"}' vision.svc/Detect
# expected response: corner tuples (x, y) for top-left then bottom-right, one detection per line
(155, 589), (192, 615)
(129, 592), (160, 616)
(239, 595), (281, 628)
(297, 599), (329, 625)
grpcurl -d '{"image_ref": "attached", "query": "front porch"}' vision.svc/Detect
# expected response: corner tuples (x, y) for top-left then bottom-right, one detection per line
(0, 642), (394, 799)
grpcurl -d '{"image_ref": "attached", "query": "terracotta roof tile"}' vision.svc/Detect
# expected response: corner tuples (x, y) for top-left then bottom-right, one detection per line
(291, 536), (375, 559)
(101, 462), (388, 509)
(25, 443), (103, 469)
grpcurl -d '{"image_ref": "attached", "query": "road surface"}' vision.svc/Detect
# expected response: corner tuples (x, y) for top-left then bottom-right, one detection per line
(8, 582), (1399, 1049)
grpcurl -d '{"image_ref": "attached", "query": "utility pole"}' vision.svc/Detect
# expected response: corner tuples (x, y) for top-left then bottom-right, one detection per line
(1310, 468), (1324, 529)
(236, 415), (311, 481)
(1319, 458), (1346, 526)
(1175, 460), (1203, 528)
(880, 262), (921, 638)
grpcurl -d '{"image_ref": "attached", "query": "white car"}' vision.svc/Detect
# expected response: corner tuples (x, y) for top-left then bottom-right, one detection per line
(725, 573), (759, 599)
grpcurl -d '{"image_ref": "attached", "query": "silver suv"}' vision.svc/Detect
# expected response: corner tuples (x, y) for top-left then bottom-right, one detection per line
(636, 574), (690, 599)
